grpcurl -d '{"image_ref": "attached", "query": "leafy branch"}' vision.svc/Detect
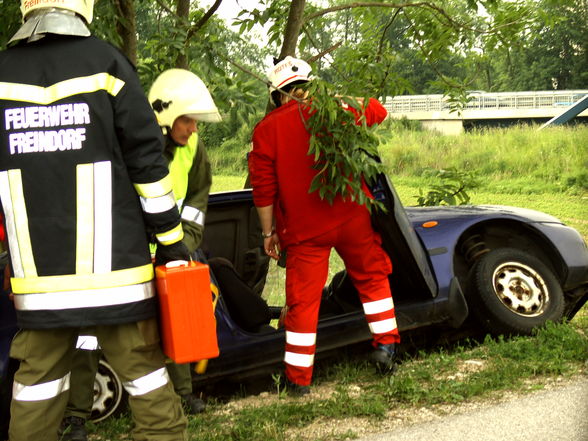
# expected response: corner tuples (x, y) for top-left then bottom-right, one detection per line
(416, 167), (480, 206)
(302, 80), (387, 212)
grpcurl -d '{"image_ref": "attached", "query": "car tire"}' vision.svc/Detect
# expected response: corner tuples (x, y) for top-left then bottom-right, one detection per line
(90, 359), (128, 423)
(467, 248), (564, 336)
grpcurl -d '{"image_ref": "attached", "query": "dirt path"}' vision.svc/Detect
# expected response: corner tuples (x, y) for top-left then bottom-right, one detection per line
(357, 376), (588, 441)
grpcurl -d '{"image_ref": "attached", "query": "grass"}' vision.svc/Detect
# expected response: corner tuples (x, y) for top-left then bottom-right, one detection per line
(211, 175), (248, 193)
(210, 122), (588, 197)
(376, 319), (588, 406)
(376, 124), (588, 195)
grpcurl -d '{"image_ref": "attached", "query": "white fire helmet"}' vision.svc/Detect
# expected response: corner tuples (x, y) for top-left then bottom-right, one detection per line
(267, 55), (312, 107)
(148, 69), (222, 128)
(267, 56), (312, 92)
(21, 0), (95, 24)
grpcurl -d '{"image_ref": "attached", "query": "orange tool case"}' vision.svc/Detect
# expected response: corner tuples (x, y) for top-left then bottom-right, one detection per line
(155, 260), (219, 364)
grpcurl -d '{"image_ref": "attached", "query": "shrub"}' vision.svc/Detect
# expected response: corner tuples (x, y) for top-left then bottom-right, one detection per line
(416, 167), (480, 206)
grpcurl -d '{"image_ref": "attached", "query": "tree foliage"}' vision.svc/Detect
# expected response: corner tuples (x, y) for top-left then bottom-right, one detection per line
(1, 1), (585, 96)
(484, 0), (588, 91)
(0, 0), (585, 197)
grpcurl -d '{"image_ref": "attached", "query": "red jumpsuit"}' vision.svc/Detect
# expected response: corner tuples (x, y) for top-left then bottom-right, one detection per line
(249, 98), (401, 386)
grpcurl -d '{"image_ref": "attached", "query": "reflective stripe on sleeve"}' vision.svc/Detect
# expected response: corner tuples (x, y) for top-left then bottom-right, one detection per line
(285, 331), (316, 347)
(139, 192), (176, 214)
(181, 205), (205, 227)
(0, 170), (37, 278)
(362, 298), (394, 315)
(156, 224), (184, 246)
(13, 373), (70, 402)
(284, 351), (314, 368)
(76, 335), (100, 351)
(0, 73), (125, 104)
(368, 318), (398, 335)
(123, 367), (169, 396)
(13, 280), (154, 311)
(133, 175), (173, 198)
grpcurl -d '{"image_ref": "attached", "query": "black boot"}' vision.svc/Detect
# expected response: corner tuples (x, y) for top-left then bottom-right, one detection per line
(371, 343), (399, 373)
(59, 416), (87, 441)
(181, 394), (206, 415)
(284, 378), (310, 397)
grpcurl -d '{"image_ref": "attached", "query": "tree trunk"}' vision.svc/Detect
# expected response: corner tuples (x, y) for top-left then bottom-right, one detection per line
(279, 0), (306, 58)
(176, 0), (190, 69)
(115, 0), (137, 65)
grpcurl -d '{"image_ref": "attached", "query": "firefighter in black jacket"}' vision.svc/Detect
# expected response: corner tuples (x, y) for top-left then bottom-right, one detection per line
(59, 70), (221, 439)
(0, 1), (189, 440)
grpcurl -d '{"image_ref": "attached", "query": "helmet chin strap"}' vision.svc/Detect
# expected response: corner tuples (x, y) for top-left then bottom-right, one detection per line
(9, 8), (90, 44)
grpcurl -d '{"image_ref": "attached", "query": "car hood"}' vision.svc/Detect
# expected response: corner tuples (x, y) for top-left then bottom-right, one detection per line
(404, 204), (563, 225)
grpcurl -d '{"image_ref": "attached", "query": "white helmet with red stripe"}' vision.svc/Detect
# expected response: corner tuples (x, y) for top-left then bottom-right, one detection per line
(267, 56), (312, 106)
(267, 56), (312, 90)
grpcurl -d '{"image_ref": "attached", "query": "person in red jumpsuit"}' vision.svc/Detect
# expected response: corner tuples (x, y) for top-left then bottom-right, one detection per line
(248, 56), (401, 395)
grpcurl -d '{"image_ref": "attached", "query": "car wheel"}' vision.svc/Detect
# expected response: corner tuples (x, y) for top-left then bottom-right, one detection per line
(467, 248), (564, 336)
(90, 359), (127, 423)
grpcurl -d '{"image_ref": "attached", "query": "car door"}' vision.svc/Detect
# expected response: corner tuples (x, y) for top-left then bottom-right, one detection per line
(370, 173), (438, 300)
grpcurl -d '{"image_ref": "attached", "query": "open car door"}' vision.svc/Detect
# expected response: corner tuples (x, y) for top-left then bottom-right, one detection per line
(370, 173), (438, 300)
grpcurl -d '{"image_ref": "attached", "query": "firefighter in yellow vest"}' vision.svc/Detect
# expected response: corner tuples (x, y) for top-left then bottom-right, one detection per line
(59, 68), (221, 438)
(149, 69), (220, 259)
(148, 68), (221, 415)
(0, 1), (190, 440)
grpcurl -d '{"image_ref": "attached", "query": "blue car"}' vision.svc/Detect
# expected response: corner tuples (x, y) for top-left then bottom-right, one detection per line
(1, 175), (587, 424)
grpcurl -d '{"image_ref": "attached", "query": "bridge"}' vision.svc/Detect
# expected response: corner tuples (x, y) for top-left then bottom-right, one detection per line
(383, 90), (588, 134)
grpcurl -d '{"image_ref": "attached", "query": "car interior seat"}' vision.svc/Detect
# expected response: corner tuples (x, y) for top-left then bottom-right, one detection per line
(320, 270), (362, 317)
(207, 257), (274, 333)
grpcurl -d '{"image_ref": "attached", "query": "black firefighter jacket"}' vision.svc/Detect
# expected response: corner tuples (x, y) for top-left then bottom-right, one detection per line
(0, 35), (183, 329)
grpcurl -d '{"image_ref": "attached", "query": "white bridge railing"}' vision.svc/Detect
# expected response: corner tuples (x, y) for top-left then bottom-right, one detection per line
(384, 90), (588, 114)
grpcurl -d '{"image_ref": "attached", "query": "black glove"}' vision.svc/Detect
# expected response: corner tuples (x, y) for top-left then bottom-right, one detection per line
(155, 241), (191, 267)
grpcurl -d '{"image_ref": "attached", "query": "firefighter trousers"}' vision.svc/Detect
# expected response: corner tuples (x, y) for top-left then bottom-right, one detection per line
(64, 343), (101, 421)
(165, 362), (192, 396)
(283, 208), (401, 386)
(9, 318), (187, 441)
(64, 348), (192, 420)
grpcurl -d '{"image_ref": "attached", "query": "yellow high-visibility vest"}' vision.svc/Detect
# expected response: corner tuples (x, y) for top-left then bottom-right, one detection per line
(169, 133), (198, 205)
